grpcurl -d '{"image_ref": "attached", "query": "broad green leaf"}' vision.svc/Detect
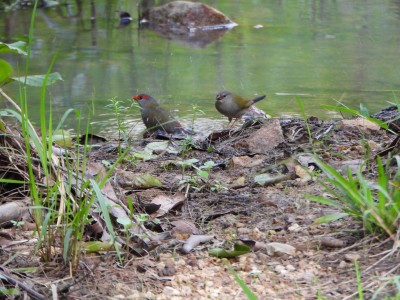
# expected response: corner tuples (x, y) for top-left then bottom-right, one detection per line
(203, 160), (216, 169)
(144, 141), (179, 154)
(138, 214), (149, 221)
(131, 151), (158, 161)
(0, 41), (27, 55)
(179, 158), (199, 166)
(117, 217), (132, 227)
(0, 287), (20, 296)
(82, 241), (114, 253)
(52, 129), (73, 147)
(197, 169), (209, 179)
(208, 243), (251, 258)
(313, 212), (348, 224)
(132, 173), (162, 188)
(12, 72), (63, 87)
(0, 59), (12, 84)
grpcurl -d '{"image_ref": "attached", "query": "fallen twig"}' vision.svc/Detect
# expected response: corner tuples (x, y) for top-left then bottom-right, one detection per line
(0, 266), (46, 300)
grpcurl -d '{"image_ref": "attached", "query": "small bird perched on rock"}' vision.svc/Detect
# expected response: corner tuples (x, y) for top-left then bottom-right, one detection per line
(133, 93), (187, 134)
(215, 91), (267, 126)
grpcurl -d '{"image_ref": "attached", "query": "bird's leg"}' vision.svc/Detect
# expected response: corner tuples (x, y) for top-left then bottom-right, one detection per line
(227, 117), (233, 128)
(229, 118), (239, 128)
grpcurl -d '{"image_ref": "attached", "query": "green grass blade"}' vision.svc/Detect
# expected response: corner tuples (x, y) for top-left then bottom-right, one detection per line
(321, 104), (360, 115)
(90, 179), (121, 259)
(307, 195), (342, 208)
(314, 212), (349, 224)
(296, 98), (313, 144)
(354, 259), (364, 299)
(223, 259), (258, 300)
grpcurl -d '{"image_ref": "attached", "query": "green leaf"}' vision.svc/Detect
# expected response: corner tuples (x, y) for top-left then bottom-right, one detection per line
(52, 129), (73, 147)
(313, 212), (349, 224)
(0, 41), (27, 55)
(0, 59), (13, 85)
(0, 287), (20, 296)
(138, 214), (149, 222)
(12, 72), (63, 87)
(130, 151), (158, 161)
(203, 160), (216, 169)
(144, 141), (179, 154)
(116, 217), (132, 227)
(197, 169), (209, 179)
(179, 158), (199, 167)
(132, 173), (163, 188)
(208, 243), (251, 258)
(82, 241), (114, 253)
(365, 116), (388, 130)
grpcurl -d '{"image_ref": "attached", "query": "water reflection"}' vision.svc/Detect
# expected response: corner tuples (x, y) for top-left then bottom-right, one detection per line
(0, 1), (399, 136)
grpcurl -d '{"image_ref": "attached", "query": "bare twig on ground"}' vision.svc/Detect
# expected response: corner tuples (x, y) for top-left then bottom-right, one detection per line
(0, 266), (46, 300)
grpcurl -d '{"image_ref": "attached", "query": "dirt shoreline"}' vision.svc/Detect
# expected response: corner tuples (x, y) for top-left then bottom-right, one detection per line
(0, 114), (399, 299)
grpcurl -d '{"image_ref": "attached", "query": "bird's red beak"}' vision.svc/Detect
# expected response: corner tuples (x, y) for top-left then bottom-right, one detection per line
(133, 95), (140, 101)
(216, 95), (222, 100)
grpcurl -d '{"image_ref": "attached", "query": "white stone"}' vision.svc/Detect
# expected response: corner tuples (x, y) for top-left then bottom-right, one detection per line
(266, 242), (296, 256)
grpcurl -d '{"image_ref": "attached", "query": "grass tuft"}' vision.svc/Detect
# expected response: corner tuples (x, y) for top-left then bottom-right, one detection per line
(308, 156), (400, 240)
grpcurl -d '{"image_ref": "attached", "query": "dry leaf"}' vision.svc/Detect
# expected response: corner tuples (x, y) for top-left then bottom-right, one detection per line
(171, 220), (200, 234)
(151, 193), (185, 217)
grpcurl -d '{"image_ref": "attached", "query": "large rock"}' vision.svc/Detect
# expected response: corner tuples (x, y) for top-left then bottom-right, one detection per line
(139, 1), (237, 47)
(337, 118), (381, 134)
(142, 1), (235, 30)
(237, 119), (285, 154)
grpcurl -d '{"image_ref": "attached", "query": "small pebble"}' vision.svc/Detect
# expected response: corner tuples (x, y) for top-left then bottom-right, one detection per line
(288, 223), (301, 232)
(286, 264), (296, 272)
(338, 260), (348, 269)
(344, 253), (361, 262)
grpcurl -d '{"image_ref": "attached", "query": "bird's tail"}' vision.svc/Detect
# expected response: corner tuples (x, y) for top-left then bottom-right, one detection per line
(251, 95), (266, 104)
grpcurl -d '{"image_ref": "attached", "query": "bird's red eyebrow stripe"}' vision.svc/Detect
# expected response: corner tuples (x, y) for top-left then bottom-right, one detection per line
(133, 94), (149, 100)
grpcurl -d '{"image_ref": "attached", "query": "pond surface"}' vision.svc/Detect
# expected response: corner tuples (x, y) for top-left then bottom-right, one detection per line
(1, 0), (400, 135)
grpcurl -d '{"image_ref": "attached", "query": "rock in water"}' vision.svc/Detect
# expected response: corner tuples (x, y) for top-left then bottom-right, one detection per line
(141, 1), (236, 31)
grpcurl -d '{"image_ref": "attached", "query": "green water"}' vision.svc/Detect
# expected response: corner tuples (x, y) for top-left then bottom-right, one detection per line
(1, 1), (400, 135)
